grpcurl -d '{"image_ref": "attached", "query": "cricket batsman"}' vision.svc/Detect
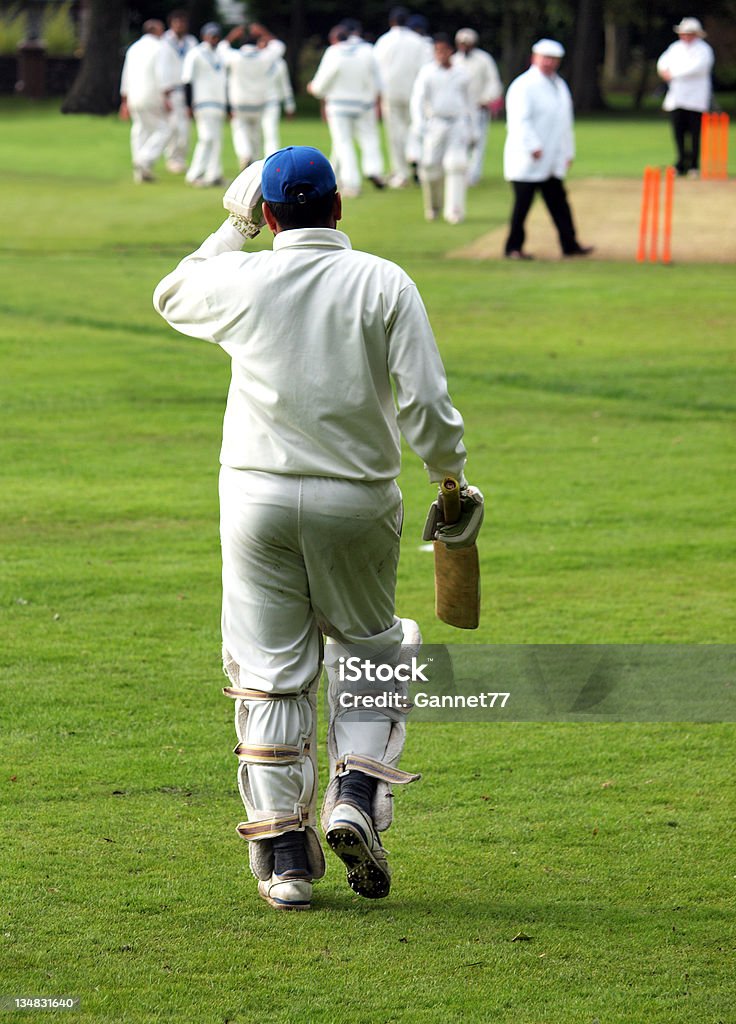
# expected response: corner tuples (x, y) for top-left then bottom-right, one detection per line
(153, 147), (481, 910)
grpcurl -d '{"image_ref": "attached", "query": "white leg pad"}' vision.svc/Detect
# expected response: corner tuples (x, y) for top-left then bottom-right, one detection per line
(321, 618), (422, 834)
(443, 170), (467, 223)
(223, 650), (325, 881)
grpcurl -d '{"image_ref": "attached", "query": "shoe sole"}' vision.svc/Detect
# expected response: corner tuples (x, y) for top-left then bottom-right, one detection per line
(326, 821), (390, 899)
(258, 889), (311, 911)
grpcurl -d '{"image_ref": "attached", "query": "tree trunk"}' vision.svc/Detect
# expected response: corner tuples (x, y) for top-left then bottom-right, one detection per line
(285, 0), (305, 93)
(569, 0), (605, 112)
(61, 0), (124, 114)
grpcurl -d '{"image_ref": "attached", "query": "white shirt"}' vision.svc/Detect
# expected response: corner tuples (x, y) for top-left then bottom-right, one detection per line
(182, 42), (227, 110)
(503, 64), (574, 182)
(158, 29), (197, 92)
(451, 48), (502, 107)
(410, 61), (472, 126)
(309, 40), (382, 112)
(218, 38), (286, 109)
(120, 33), (165, 110)
(373, 26), (430, 103)
(153, 223), (466, 484)
(657, 38), (714, 113)
(267, 58), (296, 113)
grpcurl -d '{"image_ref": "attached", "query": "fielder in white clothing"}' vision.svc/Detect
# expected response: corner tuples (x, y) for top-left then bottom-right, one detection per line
(307, 27), (385, 197)
(452, 28), (503, 186)
(410, 34), (473, 224)
(262, 55), (296, 157)
(158, 9), (197, 174)
(219, 23), (286, 170)
(153, 147), (476, 911)
(373, 7), (430, 187)
(119, 20), (169, 183)
(182, 22), (227, 187)
(657, 17), (714, 176)
(503, 39), (592, 259)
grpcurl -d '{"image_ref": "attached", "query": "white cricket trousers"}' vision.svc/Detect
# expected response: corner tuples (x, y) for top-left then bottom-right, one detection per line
(261, 101), (282, 157)
(219, 468), (404, 817)
(420, 115), (470, 223)
(230, 109), (264, 168)
(381, 98), (412, 182)
(186, 107), (224, 184)
(129, 105), (169, 172)
(164, 89), (190, 168)
(325, 102), (384, 192)
(467, 107), (490, 185)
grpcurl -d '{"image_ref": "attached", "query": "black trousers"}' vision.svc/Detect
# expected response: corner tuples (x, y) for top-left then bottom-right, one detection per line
(671, 108), (702, 175)
(505, 177), (580, 255)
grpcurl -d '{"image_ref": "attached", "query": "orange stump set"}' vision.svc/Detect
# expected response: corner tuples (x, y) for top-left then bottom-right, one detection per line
(637, 166), (675, 264)
(701, 112), (729, 180)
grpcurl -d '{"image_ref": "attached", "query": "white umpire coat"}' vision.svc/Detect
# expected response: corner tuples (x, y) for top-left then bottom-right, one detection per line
(656, 38), (714, 113)
(152, 223), (466, 484)
(120, 33), (165, 110)
(503, 64), (574, 182)
(373, 25), (429, 103)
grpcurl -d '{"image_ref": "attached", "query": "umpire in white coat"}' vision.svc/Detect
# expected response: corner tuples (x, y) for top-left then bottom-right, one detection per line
(503, 39), (592, 259)
(153, 147), (475, 912)
(657, 18), (714, 176)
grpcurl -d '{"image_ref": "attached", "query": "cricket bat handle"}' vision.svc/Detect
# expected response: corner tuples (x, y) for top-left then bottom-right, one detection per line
(439, 476), (461, 525)
(434, 476), (480, 629)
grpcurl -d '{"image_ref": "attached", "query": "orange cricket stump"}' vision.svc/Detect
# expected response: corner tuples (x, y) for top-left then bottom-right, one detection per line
(716, 113), (730, 179)
(648, 165), (661, 263)
(637, 166), (655, 262)
(662, 166), (675, 264)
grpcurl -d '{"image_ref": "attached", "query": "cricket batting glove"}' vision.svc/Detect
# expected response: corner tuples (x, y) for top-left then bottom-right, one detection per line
(423, 485), (484, 549)
(223, 160), (266, 239)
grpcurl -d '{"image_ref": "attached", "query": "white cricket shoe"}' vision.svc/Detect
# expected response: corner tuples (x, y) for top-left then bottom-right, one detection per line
(326, 802), (391, 899)
(133, 165), (155, 184)
(257, 871), (312, 911)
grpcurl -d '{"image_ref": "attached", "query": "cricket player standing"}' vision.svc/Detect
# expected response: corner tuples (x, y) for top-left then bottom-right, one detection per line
(373, 7), (430, 188)
(452, 29), (503, 186)
(410, 34), (474, 223)
(119, 20), (169, 183)
(307, 27), (385, 197)
(153, 147), (477, 910)
(182, 23), (227, 187)
(159, 9), (197, 174)
(261, 53), (296, 157)
(218, 23), (286, 170)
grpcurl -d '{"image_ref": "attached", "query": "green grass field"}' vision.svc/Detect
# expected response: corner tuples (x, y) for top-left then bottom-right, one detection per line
(1, 99), (734, 1023)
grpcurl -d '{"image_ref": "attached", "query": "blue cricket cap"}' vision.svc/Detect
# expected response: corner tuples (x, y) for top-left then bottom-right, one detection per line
(407, 14), (429, 32)
(200, 21), (221, 39)
(261, 147), (336, 205)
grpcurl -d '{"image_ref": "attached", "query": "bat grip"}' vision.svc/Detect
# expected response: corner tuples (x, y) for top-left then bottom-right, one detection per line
(439, 476), (461, 525)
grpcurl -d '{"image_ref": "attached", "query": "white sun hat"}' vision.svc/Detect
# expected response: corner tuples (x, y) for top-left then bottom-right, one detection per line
(673, 17), (707, 36)
(531, 39), (565, 58)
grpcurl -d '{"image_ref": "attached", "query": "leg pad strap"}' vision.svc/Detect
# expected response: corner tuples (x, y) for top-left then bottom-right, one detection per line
(336, 752), (421, 786)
